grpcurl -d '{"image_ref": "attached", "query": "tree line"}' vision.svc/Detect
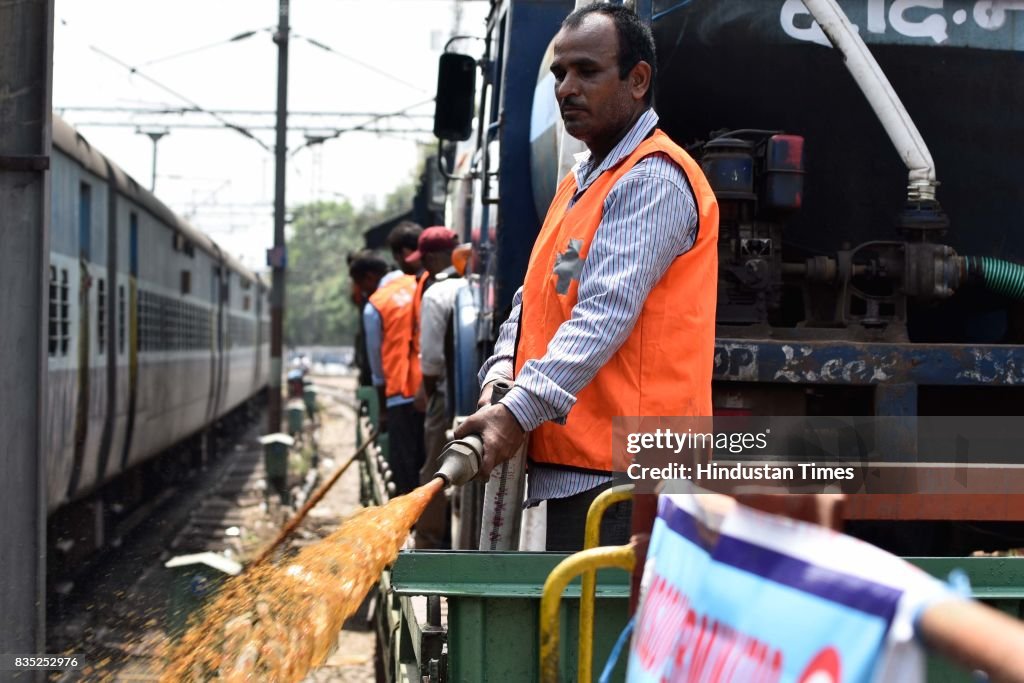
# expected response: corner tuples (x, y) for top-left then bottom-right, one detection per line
(284, 182), (414, 346)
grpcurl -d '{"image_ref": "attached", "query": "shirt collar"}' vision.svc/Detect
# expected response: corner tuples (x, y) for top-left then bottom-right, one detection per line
(572, 108), (660, 192)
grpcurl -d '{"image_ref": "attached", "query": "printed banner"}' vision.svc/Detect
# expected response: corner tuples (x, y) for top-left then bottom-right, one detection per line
(627, 491), (951, 682)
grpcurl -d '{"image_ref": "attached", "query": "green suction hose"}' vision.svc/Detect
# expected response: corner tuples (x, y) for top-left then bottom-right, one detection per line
(965, 256), (1024, 300)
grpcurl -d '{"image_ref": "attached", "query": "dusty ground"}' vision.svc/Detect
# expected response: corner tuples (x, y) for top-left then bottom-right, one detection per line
(298, 374), (376, 683)
(50, 374), (377, 682)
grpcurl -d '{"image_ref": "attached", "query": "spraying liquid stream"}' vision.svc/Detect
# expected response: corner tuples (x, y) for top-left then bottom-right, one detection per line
(160, 478), (444, 682)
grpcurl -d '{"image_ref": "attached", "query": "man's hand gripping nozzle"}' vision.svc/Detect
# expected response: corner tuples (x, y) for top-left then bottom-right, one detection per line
(433, 381), (513, 487)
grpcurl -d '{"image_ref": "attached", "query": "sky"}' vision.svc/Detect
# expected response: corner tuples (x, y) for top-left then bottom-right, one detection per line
(53, 0), (489, 269)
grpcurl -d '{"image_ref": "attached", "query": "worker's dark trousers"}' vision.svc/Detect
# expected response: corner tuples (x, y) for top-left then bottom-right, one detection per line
(544, 482), (633, 552)
(387, 402), (426, 496)
(415, 391), (450, 548)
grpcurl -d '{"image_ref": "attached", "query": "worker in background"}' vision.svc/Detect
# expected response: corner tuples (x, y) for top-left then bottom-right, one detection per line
(347, 250), (379, 387)
(455, 3), (719, 550)
(387, 220), (423, 281)
(360, 225), (427, 495)
(403, 228), (464, 548)
(356, 222), (421, 385)
(409, 226), (460, 386)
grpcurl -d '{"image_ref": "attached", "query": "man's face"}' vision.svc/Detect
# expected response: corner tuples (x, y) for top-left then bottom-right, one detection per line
(351, 273), (381, 303)
(395, 247), (420, 275)
(550, 14), (647, 150)
(423, 251), (451, 276)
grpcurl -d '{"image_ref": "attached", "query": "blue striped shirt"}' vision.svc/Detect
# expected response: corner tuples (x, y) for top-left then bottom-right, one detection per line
(478, 109), (698, 502)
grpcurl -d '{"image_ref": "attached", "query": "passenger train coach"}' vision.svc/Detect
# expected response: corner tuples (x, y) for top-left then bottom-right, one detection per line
(47, 116), (270, 548)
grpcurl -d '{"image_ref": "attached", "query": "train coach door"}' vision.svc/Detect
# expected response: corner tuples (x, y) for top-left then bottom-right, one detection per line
(206, 264), (224, 424)
(94, 162), (119, 485)
(119, 215), (139, 470)
(220, 273), (231, 416)
(67, 182), (92, 499)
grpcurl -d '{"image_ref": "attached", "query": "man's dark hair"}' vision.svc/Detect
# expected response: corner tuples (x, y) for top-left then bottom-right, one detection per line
(348, 251), (389, 280)
(563, 3), (657, 106)
(387, 221), (423, 253)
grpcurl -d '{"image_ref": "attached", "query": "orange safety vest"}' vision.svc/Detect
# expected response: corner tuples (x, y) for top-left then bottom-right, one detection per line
(369, 274), (422, 400)
(411, 270), (430, 360)
(514, 129), (719, 473)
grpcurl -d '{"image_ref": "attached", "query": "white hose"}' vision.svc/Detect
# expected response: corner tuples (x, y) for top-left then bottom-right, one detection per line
(801, 0), (938, 201)
(477, 381), (527, 550)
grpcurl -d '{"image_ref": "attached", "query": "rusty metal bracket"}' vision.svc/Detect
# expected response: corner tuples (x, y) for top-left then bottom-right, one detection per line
(0, 155), (50, 171)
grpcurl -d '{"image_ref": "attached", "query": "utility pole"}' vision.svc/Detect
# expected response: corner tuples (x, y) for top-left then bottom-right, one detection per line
(0, 0), (52, 673)
(138, 128), (169, 192)
(268, 0), (289, 433)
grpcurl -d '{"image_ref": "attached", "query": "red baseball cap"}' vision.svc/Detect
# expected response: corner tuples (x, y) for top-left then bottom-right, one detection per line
(406, 226), (457, 263)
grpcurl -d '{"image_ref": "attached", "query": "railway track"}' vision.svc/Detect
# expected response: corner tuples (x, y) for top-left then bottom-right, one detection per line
(47, 377), (365, 681)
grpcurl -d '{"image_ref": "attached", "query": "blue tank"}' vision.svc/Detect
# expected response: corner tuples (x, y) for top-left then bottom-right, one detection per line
(652, 0), (1023, 263)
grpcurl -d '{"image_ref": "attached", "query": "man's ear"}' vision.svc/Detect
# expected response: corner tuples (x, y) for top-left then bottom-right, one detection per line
(630, 61), (652, 102)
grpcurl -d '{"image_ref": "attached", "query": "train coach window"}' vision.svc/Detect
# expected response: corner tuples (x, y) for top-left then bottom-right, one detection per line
(48, 267), (58, 356)
(118, 285), (125, 354)
(243, 295), (251, 311)
(181, 270), (192, 295)
(158, 297), (168, 351)
(98, 279), (106, 354)
(139, 290), (151, 352)
(60, 269), (70, 355)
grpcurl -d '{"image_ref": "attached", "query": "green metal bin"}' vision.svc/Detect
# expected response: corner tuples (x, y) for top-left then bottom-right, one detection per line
(382, 553), (1024, 682)
(388, 551), (631, 682)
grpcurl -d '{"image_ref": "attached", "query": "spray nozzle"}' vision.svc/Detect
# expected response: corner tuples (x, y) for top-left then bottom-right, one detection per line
(434, 435), (484, 487)
(433, 380), (513, 488)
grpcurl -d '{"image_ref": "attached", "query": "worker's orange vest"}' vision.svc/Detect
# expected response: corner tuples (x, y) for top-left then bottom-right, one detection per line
(411, 271), (430, 360)
(369, 274), (421, 400)
(514, 129), (719, 472)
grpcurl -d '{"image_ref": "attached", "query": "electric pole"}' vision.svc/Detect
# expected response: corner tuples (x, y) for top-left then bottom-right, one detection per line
(0, 0), (52, 668)
(268, 0), (289, 433)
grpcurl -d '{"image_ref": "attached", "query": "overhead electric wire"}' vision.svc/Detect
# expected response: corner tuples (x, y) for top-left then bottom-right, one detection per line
(88, 45), (271, 152)
(294, 32), (431, 94)
(55, 105), (433, 118)
(138, 27), (268, 67)
(71, 120), (434, 135)
(289, 97), (436, 157)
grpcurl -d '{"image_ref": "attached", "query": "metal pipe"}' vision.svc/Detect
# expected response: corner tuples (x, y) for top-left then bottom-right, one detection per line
(539, 544), (637, 683)
(578, 485), (634, 683)
(801, 0), (938, 201)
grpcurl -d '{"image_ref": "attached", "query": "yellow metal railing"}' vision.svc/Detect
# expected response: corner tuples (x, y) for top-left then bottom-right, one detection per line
(579, 485), (634, 683)
(539, 542), (636, 683)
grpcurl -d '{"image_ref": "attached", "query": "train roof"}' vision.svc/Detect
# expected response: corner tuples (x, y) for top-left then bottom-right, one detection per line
(52, 114), (265, 289)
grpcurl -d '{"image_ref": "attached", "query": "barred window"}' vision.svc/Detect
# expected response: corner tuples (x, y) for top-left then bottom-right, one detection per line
(97, 279), (106, 354)
(48, 267), (58, 355)
(60, 269), (70, 355)
(227, 314), (257, 349)
(136, 289), (215, 353)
